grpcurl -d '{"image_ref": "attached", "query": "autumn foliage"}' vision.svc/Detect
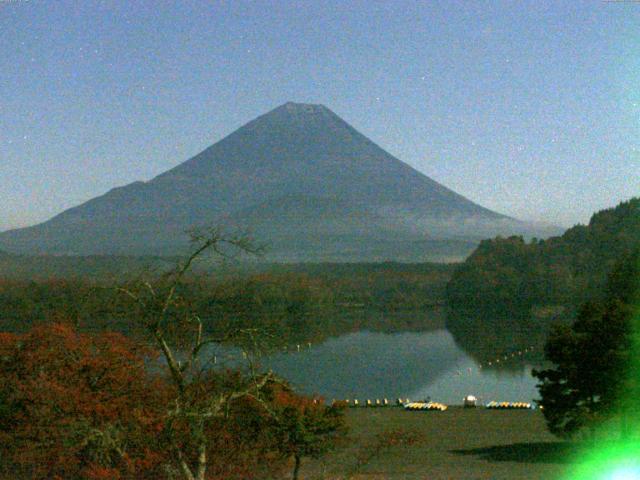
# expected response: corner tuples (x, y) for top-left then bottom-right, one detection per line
(0, 323), (170, 479)
(0, 323), (346, 479)
(0, 233), (350, 479)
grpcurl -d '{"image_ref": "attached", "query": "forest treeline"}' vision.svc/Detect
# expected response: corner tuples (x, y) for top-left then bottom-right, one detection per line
(0, 263), (452, 345)
(447, 197), (640, 317)
(445, 197), (640, 362)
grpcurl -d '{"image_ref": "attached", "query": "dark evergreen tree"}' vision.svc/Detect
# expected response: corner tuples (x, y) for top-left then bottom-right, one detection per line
(533, 249), (640, 437)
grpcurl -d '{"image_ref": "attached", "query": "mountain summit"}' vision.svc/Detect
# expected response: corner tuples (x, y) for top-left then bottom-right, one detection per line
(0, 103), (543, 261)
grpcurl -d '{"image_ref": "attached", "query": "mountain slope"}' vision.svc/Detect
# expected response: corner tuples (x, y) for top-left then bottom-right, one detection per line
(0, 102), (543, 260)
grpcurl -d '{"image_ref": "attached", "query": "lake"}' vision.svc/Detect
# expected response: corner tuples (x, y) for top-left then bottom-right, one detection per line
(210, 328), (541, 406)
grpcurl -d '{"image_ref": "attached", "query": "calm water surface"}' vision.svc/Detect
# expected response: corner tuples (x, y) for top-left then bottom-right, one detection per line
(257, 329), (540, 405)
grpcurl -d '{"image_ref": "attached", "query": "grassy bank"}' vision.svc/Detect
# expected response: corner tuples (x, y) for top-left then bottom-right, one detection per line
(302, 407), (576, 480)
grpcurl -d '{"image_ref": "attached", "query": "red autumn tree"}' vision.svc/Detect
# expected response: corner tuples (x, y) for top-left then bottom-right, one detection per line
(0, 230), (348, 479)
(0, 323), (294, 480)
(0, 323), (170, 480)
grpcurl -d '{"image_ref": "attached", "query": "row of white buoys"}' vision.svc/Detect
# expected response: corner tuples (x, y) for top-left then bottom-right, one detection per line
(485, 401), (533, 409)
(283, 342), (313, 353)
(341, 398), (393, 407)
(212, 343), (537, 368)
(483, 346), (535, 369)
(404, 402), (448, 412)
(209, 341), (316, 364)
(450, 345), (537, 379)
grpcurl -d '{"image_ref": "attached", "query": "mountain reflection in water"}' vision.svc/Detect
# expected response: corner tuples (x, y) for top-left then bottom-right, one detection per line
(258, 330), (540, 404)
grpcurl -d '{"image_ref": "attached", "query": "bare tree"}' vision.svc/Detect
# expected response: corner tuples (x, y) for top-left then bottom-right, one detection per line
(118, 227), (276, 480)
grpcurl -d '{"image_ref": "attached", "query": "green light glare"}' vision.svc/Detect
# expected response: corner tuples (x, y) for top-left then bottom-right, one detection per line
(609, 467), (640, 480)
(565, 441), (640, 480)
(563, 254), (640, 480)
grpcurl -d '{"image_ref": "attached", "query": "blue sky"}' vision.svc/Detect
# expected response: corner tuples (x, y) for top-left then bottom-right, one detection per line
(0, 0), (638, 231)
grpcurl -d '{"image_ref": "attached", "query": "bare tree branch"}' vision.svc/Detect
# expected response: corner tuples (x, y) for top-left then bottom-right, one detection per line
(116, 226), (268, 480)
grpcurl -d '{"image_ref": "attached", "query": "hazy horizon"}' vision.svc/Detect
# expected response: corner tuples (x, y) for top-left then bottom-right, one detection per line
(1, 1), (638, 232)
